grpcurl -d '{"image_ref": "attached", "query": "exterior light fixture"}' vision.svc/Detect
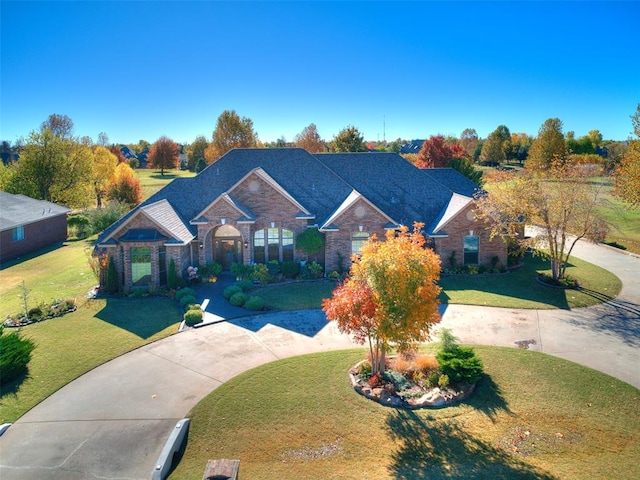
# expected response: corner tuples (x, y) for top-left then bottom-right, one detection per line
(243, 241), (249, 248)
(270, 222), (275, 228)
(221, 218), (226, 225)
(358, 225), (363, 232)
(199, 242), (204, 249)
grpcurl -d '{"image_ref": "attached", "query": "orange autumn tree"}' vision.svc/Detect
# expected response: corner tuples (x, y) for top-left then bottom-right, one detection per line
(323, 223), (442, 375)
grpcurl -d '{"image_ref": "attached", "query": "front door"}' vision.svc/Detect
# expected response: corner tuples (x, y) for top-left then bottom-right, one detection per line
(215, 238), (241, 270)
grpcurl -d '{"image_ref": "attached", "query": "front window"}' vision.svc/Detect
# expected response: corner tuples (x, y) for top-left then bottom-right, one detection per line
(254, 228), (294, 263)
(12, 225), (24, 242)
(131, 247), (152, 286)
(463, 235), (479, 265)
(351, 232), (370, 255)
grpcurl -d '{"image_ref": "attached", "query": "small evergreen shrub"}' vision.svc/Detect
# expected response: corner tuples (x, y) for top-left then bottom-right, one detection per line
(280, 260), (300, 279)
(0, 327), (36, 386)
(223, 285), (243, 299)
(106, 257), (119, 293)
(237, 280), (253, 292)
(385, 370), (411, 392)
(168, 258), (179, 290)
(358, 361), (372, 380)
(244, 295), (265, 311)
(184, 309), (203, 326)
(438, 374), (450, 388)
(175, 288), (195, 302)
(229, 291), (248, 306)
(179, 295), (197, 309)
(437, 346), (484, 385)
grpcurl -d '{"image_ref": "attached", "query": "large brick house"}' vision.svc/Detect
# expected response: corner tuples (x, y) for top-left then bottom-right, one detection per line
(0, 192), (70, 264)
(95, 148), (506, 291)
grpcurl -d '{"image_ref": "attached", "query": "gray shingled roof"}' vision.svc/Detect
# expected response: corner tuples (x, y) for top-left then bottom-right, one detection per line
(96, 148), (480, 245)
(0, 192), (70, 231)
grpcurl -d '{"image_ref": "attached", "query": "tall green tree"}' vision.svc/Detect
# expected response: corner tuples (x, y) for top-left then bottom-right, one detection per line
(460, 128), (479, 159)
(148, 136), (179, 176)
(613, 104), (640, 206)
(527, 118), (567, 171)
(294, 123), (326, 153)
(479, 130), (506, 165)
(330, 125), (367, 152)
(186, 135), (209, 170)
(205, 110), (258, 162)
(12, 129), (93, 207)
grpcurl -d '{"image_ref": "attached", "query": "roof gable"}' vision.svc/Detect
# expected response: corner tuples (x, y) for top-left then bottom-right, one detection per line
(320, 189), (396, 231)
(430, 193), (474, 234)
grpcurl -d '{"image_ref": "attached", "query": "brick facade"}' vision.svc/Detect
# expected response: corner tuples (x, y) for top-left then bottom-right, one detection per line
(0, 215), (68, 264)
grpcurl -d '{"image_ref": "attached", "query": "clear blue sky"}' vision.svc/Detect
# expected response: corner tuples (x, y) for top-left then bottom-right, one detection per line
(2, 1), (639, 146)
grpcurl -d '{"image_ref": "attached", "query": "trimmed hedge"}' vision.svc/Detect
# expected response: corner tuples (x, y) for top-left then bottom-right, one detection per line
(184, 309), (203, 326)
(437, 346), (484, 385)
(244, 295), (265, 311)
(175, 287), (196, 302)
(224, 285), (243, 299)
(229, 291), (249, 306)
(179, 295), (198, 309)
(237, 280), (253, 292)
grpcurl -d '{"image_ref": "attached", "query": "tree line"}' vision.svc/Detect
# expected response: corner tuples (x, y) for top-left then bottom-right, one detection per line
(1, 107), (638, 211)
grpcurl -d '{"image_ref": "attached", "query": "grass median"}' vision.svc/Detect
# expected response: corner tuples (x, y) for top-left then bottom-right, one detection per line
(170, 347), (640, 480)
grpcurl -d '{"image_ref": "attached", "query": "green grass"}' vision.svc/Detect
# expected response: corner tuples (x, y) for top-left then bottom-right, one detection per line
(135, 168), (196, 200)
(0, 240), (183, 423)
(255, 280), (337, 310)
(598, 187), (640, 255)
(439, 254), (621, 309)
(254, 254), (621, 312)
(170, 347), (640, 480)
(0, 238), (98, 319)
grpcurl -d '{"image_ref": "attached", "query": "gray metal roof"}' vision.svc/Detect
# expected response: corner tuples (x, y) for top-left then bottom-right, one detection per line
(0, 192), (70, 231)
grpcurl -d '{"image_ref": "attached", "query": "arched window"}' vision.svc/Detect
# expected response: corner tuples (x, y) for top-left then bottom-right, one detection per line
(463, 235), (479, 265)
(254, 228), (294, 263)
(351, 231), (370, 255)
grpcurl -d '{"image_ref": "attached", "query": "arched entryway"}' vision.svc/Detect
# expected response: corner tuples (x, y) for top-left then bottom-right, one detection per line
(213, 224), (243, 271)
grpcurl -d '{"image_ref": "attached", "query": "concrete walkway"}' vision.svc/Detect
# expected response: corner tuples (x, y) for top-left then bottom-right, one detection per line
(0, 239), (638, 479)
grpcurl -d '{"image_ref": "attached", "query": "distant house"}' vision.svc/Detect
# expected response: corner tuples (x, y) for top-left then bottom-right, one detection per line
(400, 140), (424, 155)
(0, 192), (70, 264)
(95, 148), (506, 291)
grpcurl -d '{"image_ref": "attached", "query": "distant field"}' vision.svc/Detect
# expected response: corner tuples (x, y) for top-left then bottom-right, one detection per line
(598, 186), (640, 254)
(135, 168), (196, 200)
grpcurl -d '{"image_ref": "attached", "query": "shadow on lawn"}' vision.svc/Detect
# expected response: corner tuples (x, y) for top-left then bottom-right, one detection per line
(385, 409), (557, 480)
(94, 297), (182, 339)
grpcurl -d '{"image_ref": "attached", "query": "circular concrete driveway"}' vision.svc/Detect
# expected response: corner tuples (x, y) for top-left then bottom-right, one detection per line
(0, 239), (638, 479)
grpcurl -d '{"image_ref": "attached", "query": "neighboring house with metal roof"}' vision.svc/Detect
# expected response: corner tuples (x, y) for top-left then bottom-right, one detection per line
(0, 192), (70, 264)
(95, 148), (506, 291)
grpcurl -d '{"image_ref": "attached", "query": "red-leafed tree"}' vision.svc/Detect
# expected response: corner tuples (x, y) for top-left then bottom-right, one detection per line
(109, 145), (128, 164)
(148, 136), (179, 176)
(415, 135), (454, 168)
(107, 163), (142, 207)
(323, 223), (442, 375)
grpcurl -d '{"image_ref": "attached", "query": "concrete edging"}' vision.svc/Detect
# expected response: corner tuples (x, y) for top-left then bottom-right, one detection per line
(151, 418), (190, 480)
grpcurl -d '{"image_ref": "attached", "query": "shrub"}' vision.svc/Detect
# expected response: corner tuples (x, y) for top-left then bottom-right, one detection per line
(251, 263), (270, 284)
(187, 303), (201, 311)
(130, 288), (148, 298)
(223, 285), (243, 299)
(244, 295), (265, 311)
(175, 287), (195, 302)
(168, 258), (179, 290)
(438, 374), (450, 388)
(368, 373), (383, 388)
(179, 295), (197, 309)
(237, 280), (253, 292)
(184, 309), (203, 326)
(306, 261), (323, 279)
(358, 361), (372, 380)
(229, 291), (248, 306)
(27, 307), (43, 321)
(414, 354), (439, 373)
(106, 257), (119, 293)
(0, 327), (36, 386)
(280, 260), (300, 279)
(391, 356), (413, 376)
(437, 346), (484, 385)
(385, 369), (410, 392)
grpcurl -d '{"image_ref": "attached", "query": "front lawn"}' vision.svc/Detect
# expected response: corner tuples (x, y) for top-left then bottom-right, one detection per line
(0, 297), (183, 423)
(255, 254), (621, 311)
(170, 347), (639, 479)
